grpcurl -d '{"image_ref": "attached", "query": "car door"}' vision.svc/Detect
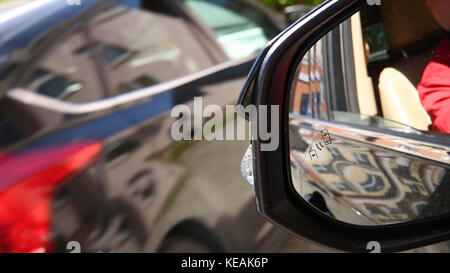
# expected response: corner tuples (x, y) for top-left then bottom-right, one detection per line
(83, 0), (284, 253)
(0, 0), (284, 253)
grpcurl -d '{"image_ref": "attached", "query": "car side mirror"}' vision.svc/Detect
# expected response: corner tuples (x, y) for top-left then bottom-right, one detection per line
(238, 0), (450, 252)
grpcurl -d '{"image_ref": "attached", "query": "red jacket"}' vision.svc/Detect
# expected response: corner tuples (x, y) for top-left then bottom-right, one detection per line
(417, 38), (450, 133)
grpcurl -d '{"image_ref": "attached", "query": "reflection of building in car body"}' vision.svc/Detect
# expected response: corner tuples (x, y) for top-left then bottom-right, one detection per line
(23, 5), (213, 101)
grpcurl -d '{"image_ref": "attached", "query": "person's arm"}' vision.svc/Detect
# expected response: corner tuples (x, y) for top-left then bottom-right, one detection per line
(417, 39), (450, 133)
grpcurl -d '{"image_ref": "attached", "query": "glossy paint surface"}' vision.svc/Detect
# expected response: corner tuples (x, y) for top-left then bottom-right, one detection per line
(0, 0), (285, 252)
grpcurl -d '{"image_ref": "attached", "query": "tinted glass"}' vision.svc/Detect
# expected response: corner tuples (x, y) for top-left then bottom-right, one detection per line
(184, 0), (279, 59)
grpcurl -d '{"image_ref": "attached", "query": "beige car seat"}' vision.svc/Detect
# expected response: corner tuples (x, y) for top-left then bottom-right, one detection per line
(378, 68), (431, 130)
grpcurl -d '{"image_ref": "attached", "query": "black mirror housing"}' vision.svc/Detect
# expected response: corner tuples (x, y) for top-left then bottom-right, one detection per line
(237, 0), (450, 252)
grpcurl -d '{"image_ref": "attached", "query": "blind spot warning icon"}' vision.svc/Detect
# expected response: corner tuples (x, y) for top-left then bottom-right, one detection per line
(309, 149), (318, 160)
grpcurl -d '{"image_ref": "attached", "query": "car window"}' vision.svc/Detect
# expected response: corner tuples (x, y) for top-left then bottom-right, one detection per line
(358, 1), (448, 135)
(290, 1), (450, 137)
(183, 0), (279, 59)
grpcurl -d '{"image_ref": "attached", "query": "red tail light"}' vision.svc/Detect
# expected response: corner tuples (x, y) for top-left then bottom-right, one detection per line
(0, 141), (101, 253)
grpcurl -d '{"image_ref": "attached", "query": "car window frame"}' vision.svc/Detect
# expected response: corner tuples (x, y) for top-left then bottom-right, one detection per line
(177, 0), (283, 62)
(171, 0), (230, 62)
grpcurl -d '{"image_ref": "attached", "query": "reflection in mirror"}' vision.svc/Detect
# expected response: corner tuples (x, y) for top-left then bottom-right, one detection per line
(288, 3), (450, 226)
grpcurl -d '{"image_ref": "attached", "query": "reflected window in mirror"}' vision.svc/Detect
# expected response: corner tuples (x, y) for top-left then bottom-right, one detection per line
(288, 1), (450, 226)
(290, 2), (450, 136)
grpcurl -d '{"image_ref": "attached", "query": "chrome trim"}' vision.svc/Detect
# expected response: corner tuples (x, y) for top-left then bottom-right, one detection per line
(6, 56), (255, 114)
(290, 115), (450, 165)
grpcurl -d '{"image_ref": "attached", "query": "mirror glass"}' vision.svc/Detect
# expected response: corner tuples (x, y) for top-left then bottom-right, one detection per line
(288, 1), (450, 226)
